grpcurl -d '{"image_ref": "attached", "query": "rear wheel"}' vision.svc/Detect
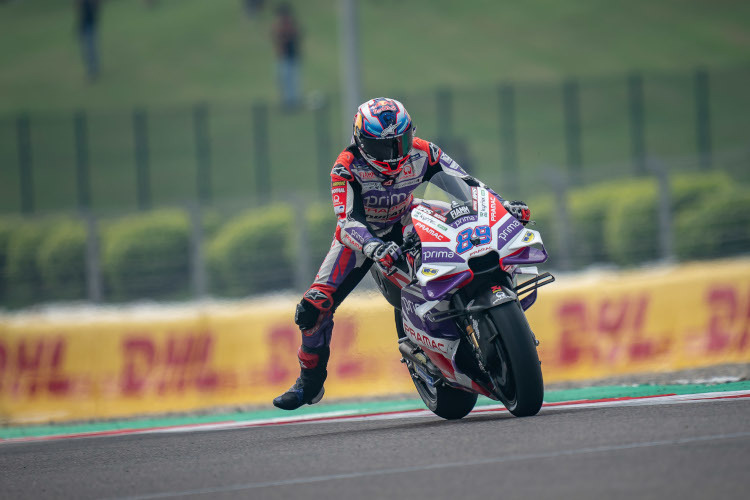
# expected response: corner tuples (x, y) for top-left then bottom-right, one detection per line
(480, 301), (543, 417)
(409, 363), (478, 420)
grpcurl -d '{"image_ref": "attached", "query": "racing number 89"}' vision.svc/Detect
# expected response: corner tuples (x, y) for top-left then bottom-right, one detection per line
(456, 225), (491, 254)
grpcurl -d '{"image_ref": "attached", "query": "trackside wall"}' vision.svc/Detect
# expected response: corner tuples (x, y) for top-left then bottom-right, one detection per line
(1, 258), (749, 424)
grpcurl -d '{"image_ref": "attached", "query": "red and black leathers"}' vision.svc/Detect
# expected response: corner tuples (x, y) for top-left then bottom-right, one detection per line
(296, 137), (501, 351)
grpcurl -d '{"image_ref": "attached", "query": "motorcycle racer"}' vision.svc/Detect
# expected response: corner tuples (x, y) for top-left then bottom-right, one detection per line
(273, 97), (531, 410)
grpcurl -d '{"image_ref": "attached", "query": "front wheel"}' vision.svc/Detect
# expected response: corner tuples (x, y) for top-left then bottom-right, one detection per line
(408, 363), (478, 420)
(480, 301), (543, 417)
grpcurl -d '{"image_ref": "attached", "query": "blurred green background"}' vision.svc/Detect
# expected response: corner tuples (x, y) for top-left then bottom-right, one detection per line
(0, 0), (749, 306)
(2, 0), (750, 111)
(1, 0), (749, 213)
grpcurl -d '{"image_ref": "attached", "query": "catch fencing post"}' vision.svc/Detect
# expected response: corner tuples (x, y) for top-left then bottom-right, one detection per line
(188, 202), (208, 299)
(562, 79), (582, 186)
(627, 73), (647, 176)
(252, 102), (270, 204)
(293, 196), (312, 293)
(436, 87), (453, 146)
(133, 108), (152, 210)
(193, 103), (212, 205)
(74, 110), (92, 210)
(314, 96), (332, 199)
(546, 169), (573, 271)
(694, 68), (712, 169)
(648, 158), (674, 262)
(339, 0), (363, 142)
(498, 83), (519, 196)
(83, 210), (103, 303)
(16, 113), (34, 214)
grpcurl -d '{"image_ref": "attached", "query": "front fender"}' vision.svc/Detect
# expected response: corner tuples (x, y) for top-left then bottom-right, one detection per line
(468, 283), (517, 311)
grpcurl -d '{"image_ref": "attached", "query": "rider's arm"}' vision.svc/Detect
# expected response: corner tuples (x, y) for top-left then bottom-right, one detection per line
(330, 151), (376, 252)
(414, 138), (531, 224)
(414, 138), (505, 202)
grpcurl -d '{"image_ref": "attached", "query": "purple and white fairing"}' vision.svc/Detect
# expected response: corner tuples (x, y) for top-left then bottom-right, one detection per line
(392, 175), (549, 393)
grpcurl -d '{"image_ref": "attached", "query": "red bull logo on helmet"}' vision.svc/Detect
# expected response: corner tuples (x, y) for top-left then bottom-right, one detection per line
(368, 98), (398, 115)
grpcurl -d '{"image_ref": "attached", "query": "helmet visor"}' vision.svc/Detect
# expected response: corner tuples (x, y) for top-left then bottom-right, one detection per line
(358, 127), (414, 163)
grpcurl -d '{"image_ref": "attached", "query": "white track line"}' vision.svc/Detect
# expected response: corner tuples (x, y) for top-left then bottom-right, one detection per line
(4, 390), (749, 444)
(144, 389), (750, 434)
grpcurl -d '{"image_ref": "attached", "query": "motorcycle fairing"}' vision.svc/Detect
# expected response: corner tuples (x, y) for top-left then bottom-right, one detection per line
(400, 288), (492, 395)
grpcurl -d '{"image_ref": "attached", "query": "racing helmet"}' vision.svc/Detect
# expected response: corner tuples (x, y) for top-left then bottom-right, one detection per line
(353, 97), (414, 176)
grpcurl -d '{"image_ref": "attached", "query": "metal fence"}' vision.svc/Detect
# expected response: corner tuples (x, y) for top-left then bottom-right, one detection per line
(1, 155), (748, 309)
(1, 65), (749, 308)
(2, 65), (749, 215)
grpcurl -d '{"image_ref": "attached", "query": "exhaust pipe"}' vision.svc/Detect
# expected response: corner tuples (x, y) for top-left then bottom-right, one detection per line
(398, 339), (442, 378)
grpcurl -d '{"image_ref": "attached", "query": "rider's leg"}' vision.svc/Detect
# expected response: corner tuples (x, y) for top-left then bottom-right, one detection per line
(273, 238), (373, 410)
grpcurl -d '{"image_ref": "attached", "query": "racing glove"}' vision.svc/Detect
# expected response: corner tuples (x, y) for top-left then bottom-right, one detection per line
(363, 238), (402, 273)
(503, 200), (531, 225)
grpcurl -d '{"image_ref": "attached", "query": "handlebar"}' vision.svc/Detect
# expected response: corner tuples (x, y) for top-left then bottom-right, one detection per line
(400, 231), (421, 255)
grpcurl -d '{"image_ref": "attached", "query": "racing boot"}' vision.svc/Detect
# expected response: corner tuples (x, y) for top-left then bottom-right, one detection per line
(273, 345), (330, 410)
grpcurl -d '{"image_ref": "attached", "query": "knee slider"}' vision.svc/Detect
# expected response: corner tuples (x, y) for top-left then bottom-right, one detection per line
(295, 288), (334, 330)
(295, 300), (320, 330)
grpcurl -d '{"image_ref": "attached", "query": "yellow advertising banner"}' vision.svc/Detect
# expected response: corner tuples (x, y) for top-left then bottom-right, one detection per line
(1, 258), (749, 424)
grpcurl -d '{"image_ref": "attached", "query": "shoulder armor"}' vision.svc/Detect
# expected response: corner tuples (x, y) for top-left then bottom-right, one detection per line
(412, 137), (442, 166)
(331, 150), (355, 180)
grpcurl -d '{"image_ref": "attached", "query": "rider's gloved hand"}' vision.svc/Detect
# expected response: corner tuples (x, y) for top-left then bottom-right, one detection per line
(503, 200), (531, 225)
(363, 238), (402, 273)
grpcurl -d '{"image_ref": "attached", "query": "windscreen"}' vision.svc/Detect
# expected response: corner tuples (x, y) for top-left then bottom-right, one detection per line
(413, 171), (474, 207)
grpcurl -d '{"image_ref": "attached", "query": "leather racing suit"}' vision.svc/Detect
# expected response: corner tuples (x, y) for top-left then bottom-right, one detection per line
(295, 137), (503, 355)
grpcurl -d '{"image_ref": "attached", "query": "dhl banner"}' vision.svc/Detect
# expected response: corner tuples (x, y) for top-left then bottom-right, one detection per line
(1, 258), (749, 424)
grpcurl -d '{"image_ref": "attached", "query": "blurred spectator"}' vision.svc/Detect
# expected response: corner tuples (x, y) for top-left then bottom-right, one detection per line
(76, 0), (100, 81)
(244, 0), (265, 18)
(271, 3), (302, 110)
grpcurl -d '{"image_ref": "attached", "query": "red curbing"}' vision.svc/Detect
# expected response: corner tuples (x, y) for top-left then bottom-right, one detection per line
(3, 391), (749, 444)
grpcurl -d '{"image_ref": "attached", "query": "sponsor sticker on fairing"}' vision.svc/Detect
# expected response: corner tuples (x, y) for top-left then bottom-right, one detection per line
(472, 187), (478, 211)
(490, 285), (512, 304)
(478, 189), (488, 219)
(489, 195), (502, 227)
(403, 322), (447, 354)
(449, 205), (470, 219)
(497, 219), (522, 241)
(491, 285), (507, 298)
(450, 215), (478, 228)
(414, 221), (449, 242)
(422, 247), (465, 263)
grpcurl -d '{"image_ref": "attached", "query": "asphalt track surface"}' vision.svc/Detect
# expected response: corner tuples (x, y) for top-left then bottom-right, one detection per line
(2, 393), (749, 500)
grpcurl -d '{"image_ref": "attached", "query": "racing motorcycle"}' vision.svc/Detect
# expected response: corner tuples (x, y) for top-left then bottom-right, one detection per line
(370, 172), (554, 420)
